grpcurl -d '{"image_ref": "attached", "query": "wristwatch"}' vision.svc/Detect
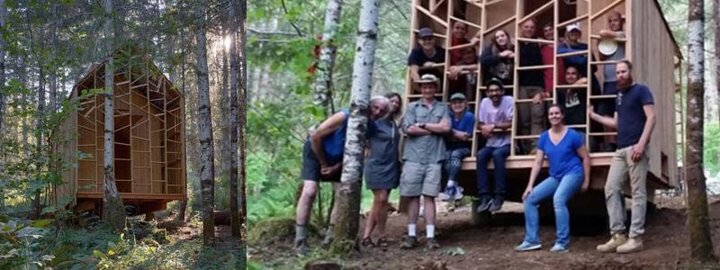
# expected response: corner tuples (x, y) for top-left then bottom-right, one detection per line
(419, 123), (426, 129)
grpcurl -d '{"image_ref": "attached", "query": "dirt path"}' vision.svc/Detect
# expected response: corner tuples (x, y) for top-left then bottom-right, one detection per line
(250, 196), (720, 269)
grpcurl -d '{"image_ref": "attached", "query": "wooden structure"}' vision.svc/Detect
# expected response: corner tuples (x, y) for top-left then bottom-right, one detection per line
(54, 48), (186, 215)
(405, 0), (682, 204)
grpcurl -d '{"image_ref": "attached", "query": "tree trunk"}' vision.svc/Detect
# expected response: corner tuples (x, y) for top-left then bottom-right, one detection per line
(686, 0), (717, 262)
(101, 0), (125, 231)
(32, 65), (46, 219)
(715, 0), (720, 125)
(312, 0), (343, 117)
(239, 0), (248, 253)
(228, 0), (241, 238)
(332, 0), (380, 250)
(195, 1), (216, 246)
(0, 0), (5, 212)
(176, 30), (188, 223)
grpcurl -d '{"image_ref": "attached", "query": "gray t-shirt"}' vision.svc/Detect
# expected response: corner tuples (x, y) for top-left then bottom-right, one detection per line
(603, 31), (626, 83)
(402, 100), (449, 164)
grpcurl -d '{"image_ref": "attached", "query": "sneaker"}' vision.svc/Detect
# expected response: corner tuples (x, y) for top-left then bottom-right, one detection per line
(489, 197), (504, 212)
(515, 241), (542, 252)
(426, 237), (440, 250)
(294, 239), (309, 255)
(441, 186), (457, 201)
(455, 186), (464, 201)
(400, 236), (417, 249)
(476, 196), (492, 213)
(596, 233), (628, 253)
(616, 237), (643, 254)
(550, 244), (569, 253)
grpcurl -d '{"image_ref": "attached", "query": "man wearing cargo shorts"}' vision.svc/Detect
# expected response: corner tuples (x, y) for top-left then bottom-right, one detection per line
(399, 73), (450, 250)
(589, 60), (656, 254)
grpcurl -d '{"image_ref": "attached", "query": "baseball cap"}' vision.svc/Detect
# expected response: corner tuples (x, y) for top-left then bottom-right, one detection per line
(485, 77), (504, 90)
(416, 74), (439, 85)
(566, 23), (581, 33)
(450, 93), (466, 101)
(418, 27), (434, 38)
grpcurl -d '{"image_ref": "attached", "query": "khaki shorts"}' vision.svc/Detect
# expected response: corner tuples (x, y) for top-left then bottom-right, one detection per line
(399, 162), (442, 197)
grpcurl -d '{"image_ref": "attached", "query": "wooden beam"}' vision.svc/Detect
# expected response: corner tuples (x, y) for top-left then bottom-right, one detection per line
(519, 1), (554, 25)
(591, 0), (624, 21)
(415, 4), (448, 27)
(557, 50), (589, 58)
(557, 14), (589, 29)
(450, 16), (482, 31)
(484, 15), (516, 35)
(516, 37), (554, 44)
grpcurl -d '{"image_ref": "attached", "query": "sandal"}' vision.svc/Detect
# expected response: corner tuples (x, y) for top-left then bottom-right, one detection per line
(377, 237), (389, 248)
(361, 237), (375, 248)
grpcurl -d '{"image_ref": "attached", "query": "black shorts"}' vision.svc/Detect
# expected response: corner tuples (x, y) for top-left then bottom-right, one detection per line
(300, 140), (342, 182)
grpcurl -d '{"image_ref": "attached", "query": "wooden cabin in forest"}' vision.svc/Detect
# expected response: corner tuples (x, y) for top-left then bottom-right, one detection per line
(54, 47), (186, 215)
(405, 0), (682, 214)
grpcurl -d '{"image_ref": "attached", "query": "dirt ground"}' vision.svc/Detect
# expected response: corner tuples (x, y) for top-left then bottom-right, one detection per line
(250, 195), (720, 270)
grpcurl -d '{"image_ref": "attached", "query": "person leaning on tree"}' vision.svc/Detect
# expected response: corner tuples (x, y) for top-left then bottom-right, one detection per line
(294, 97), (390, 254)
(590, 60), (655, 254)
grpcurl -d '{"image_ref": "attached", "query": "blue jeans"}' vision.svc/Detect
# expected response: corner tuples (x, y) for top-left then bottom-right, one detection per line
(475, 145), (510, 197)
(523, 173), (583, 248)
(444, 147), (471, 181)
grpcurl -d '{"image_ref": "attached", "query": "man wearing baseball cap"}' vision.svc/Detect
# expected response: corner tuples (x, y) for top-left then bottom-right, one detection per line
(441, 92), (475, 208)
(399, 73), (450, 250)
(408, 27), (446, 84)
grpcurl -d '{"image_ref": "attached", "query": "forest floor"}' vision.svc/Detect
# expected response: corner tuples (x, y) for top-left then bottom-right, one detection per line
(249, 195), (720, 269)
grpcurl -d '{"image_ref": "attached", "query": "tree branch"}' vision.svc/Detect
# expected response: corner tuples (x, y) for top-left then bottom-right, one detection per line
(281, 0), (304, 36)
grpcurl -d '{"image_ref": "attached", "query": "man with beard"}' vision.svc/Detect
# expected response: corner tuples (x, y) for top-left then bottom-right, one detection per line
(475, 78), (514, 213)
(400, 74), (450, 250)
(589, 60), (655, 254)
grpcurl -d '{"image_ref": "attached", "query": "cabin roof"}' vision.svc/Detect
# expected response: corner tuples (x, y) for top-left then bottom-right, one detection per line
(69, 46), (182, 99)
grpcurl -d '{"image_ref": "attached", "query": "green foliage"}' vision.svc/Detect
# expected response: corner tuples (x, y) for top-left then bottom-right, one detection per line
(0, 218), (55, 269)
(703, 123), (720, 174)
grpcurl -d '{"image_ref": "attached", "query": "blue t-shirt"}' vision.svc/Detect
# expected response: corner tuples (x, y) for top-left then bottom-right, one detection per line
(322, 109), (350, 163)
(616, 84), (654, 148)
(538, 128), (584, 179)
(447, 110), (475, 150)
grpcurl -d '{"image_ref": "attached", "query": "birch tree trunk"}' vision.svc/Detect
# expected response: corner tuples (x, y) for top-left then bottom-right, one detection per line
(0, 0), (5, 212)
(228, 0), (241, 238)
(686, 0), (717, 262)
(102, 0), (125, 231)
(195, 0), (216, 246)
(715, 0), (720, 125)
(312, 0), (343, 116)
(332, 0), (380, 250)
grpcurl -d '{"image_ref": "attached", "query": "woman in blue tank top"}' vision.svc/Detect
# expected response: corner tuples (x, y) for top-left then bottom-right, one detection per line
(515, 104), (591, 253)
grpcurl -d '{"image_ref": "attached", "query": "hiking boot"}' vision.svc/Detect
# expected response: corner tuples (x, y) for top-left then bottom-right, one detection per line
(514, 241), (542, 252)
(596, 233), (628, 253)
(550, 243), (569, 253)
(425, 238), (440, 250)
(616, 237), (643, 254)
(294, 239), (309, 255)
(476, 196), (492, 213)
(489, 197), (504, 212)
(400, 236), (417, 249)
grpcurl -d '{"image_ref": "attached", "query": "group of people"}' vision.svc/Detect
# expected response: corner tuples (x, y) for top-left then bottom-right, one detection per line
(293, 11), (655, 255)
